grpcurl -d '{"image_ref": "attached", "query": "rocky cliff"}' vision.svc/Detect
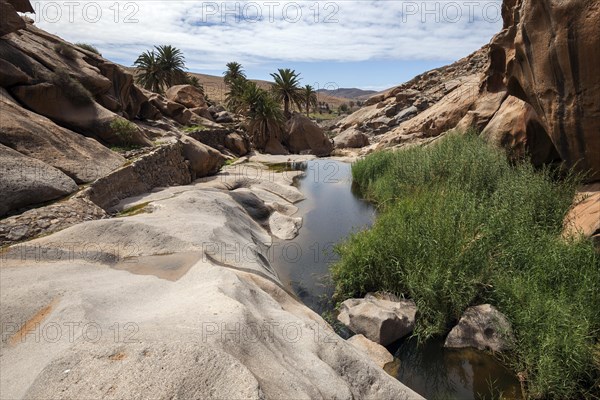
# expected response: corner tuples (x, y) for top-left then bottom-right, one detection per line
(334, 0), (599, 183)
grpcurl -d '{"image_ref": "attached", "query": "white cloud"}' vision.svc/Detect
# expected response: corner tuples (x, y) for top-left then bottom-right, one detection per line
(30, 1), (503, 69)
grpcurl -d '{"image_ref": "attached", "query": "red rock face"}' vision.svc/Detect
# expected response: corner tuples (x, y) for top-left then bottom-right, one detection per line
(488, 0), (600, 180)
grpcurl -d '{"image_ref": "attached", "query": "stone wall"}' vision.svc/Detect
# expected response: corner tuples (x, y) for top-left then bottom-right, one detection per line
(83, 142), (192, 210)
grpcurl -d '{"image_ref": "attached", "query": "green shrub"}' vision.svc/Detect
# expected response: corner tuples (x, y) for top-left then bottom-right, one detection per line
(51, 69), (93, 104)
(54, 42), (78, 59)
(333, 132), (600, 399)
(110, 119), (138, 145)
(75, 42), (101, 56)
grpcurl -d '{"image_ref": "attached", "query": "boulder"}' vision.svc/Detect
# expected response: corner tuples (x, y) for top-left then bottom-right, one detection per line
(337, 293), (418, 346)
(487, 0), (600, 179)
(207, 104), (226, 116)
(148, 93), (193, 125)
(0, 58), (30, 87)
(166, 84), (206, 109)
(563, 183), (600, 241)
(10, 82), (150, 146)
(190, 106), (214, 121)
(365, 93), (385, 106)
(347, 334), (394, 369)
(215, 110), (234, 123)
(0, 0), (25, 36)
(0, 144), (78, 217)
(224, 133), (249, 156)
(456, 90), (507, 133)
(264, 136), (289, 155)
(180, 136), (225, 179)
(334, 127), (370, 149)
(444, 304), (514, 352)
(0, 89), (124, 183)
(268, 211), (302, 240)
(482, 96), (560, 166)
(286, 113), (333, 157)
(393, 106), (419, 125)
(187, 128), (250, 157)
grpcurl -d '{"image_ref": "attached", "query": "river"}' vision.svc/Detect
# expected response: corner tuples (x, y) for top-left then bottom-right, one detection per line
(271, 159), (522, 400)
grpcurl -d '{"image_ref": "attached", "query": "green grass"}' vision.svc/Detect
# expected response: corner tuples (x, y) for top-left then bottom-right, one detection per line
(110, 119), (139, 146)
(332, 131), (600, 399)
(117, 202), (150, 217)
(54, 42), (77, 59)
(75, 42), (101, 55)
(182, 125), (208, 133)
(51, 68), (93, 104)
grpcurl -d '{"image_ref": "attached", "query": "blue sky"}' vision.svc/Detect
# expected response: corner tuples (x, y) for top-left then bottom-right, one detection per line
(31, 1), (503, 90)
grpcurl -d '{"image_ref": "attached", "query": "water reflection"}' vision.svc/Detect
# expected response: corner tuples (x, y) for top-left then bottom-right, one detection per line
(388, 337), (522, 400)
(271, 160), (376, 313)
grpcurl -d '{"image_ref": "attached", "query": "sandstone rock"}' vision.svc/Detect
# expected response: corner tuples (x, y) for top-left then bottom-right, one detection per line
(0, 196), (107, 245)
(347, 334), (394, 368)
(166, 84), (206, 109)
(148, 93), (193, 125)
(97, 62), (145, 119)
(225, 133), (249, 156)
(215, 110), (234, 123)
(365, 93), (385, 106)
(286, 113), (333, 157)
(487, 0), (600, 179)
(25, 341), (264, 400)
(377, 74), (481, 148)
(0, 0), (25, 36)
(393, 106), (418, 125)
(563, 183), (600, 241)
(190, 106), (214, 121)
(482, 96), (560, 166)
(264, 136), (289, 155)
(207, 104), (226, 116)
(83, 142), (192, 210)
(334, 127), (370, 149)
(0, 144), (78, 217)
(10, 82), (150, 146)
(0, 89), (124, 183)
(188, 128), (250, 157)
(180, 136), (225, 180)
(268, 211), (302, 240)
(0, 58), (30, 86)
(337, 293), (418, 346)
(229, 188), (272, 223)
(456, 90), (507, 133)
(445, 304), (514, 352)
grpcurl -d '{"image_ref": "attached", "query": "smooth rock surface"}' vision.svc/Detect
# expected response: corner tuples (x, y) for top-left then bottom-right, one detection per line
(0, 144), (78, 217)
(338, 293), (418, 346)
(0, 163), (424, 400)
(444, 304), (514, 353)
(347, 334), (394, 369)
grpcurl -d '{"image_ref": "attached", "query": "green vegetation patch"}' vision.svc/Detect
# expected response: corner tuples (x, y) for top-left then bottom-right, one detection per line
(110, 119), (139, 146)
(54, 42), (77, 59)
(51, 68), (93, 104)
(75, 42), (101, 55)
(332, 132), (600, 399)
(117, 202), (150, 217)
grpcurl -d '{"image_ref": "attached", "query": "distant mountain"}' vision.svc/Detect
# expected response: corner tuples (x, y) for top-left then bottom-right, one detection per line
(316, 88), (377, 101)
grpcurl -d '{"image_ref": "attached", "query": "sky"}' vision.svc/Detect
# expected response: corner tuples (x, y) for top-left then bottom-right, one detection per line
(30, 1), (503, 90)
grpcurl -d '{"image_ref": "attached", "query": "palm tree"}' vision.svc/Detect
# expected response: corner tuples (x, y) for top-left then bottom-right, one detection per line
(133, 45), (187, 93)
(223, 62), (246, 86)
(247, 90), (285, 150)
(133, 50), (162, 93)
(155, 45), (187, 88)
(225, 77), (250, 113)
(301, 85), (317, 117)
(270, 68), (303, 118)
